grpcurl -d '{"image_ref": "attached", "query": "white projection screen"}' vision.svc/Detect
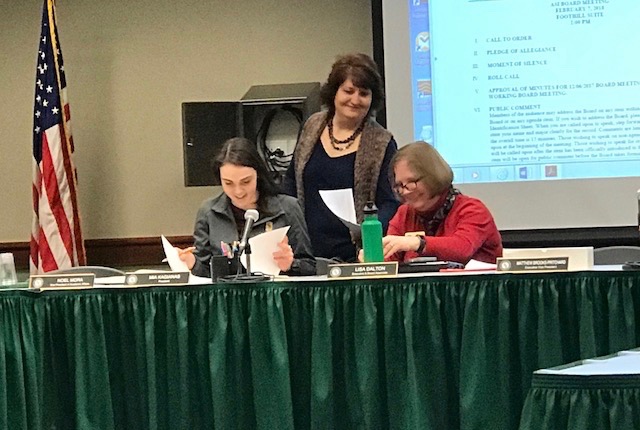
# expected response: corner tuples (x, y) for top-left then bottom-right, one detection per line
(381, 0), (640, 232)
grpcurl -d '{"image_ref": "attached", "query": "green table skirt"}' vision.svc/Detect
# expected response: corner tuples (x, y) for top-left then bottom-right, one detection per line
(1, 271), (639, 429)
(519, 373), (640, 429)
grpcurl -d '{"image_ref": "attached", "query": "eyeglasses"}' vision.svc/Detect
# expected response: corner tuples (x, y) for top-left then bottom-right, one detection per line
(393, 176), (423, 194)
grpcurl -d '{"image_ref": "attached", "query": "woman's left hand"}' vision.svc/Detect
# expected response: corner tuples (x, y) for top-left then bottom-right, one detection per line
(273, 236), (294, 272)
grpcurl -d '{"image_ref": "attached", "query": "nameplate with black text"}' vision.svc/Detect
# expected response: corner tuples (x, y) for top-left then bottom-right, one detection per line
(125, 271), (190, 286)
(327, 262), (398, 278)
(30, 274), (95, 289)
(497, 257), (569, 272)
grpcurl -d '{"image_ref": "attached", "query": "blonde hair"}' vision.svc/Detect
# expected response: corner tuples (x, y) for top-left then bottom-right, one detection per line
(390, 141), (453, 195)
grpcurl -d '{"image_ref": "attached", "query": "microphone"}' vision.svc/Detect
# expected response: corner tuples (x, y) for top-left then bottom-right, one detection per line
(218, 208), (270, 283)
(238, 209), (259, 254)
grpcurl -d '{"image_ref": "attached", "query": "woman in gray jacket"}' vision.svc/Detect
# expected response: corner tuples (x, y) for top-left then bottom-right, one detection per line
(180, 137), (315, 277)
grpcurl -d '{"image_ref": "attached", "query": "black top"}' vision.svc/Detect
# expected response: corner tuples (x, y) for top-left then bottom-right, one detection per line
(283, 139), (399, 262)
(304, 143), (356, 261)
(191, 193), (316, 277)
(230, 204), (246, 237)
(303, 143), (357, 261)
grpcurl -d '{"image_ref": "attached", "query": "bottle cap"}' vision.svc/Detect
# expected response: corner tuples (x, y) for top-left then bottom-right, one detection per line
(364, 201), (378, 214)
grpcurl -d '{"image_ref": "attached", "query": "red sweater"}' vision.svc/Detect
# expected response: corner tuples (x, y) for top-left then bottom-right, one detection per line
(386, 194), (503, 264)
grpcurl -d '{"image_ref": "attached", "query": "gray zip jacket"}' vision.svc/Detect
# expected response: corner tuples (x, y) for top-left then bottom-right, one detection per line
(191, 192), (316, 277)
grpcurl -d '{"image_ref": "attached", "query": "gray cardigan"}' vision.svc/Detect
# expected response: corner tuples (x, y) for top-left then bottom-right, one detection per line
(191, 192), (316, 277)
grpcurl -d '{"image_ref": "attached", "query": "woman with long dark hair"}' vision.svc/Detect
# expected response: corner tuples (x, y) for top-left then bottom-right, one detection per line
(180, 137), (315, 277)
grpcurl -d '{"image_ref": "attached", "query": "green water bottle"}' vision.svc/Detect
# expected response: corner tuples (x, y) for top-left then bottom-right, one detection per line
(362, 201), (384, 263)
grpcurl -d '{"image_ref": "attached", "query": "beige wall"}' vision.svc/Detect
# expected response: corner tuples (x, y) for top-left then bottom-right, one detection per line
(0, 0), (372, 242)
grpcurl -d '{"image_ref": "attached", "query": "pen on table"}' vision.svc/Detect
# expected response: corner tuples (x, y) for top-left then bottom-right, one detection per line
(162, 246), (195, 262)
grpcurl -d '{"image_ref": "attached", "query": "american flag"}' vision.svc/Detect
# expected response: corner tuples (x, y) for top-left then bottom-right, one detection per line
(31, 0), (85, 274)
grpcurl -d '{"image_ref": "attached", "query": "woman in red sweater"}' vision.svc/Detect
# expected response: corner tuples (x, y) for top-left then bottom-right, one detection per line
(383, 142), (502, 264)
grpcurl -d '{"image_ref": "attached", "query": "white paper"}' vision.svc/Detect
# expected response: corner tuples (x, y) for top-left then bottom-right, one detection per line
(464, 259), (497, 271)
(537, 352), (640, 375)
(240, 226), (291, 276)
(161, 235), (190, 273)
(319, 189), (358, 225)
(93, 275), (127, 285)
(188, 274), (213, 284)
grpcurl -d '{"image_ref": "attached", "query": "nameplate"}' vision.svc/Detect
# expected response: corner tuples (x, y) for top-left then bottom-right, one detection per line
(502, 247), (592, 271)
(124, 271), (189, 286)
(497, 257), (569, 272)
(30, 274), (95, 289)
(327, 262), (398, 278)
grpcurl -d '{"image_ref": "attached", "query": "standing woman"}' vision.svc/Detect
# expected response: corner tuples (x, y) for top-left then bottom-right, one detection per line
(283, 53), (399, 262)
(180, 138), (316, 277)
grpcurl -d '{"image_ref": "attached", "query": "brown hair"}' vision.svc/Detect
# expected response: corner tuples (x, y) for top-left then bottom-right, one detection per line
(214, 137), (279, 213)
(390, 142), (453, 196)
(319, 53), (384, 118)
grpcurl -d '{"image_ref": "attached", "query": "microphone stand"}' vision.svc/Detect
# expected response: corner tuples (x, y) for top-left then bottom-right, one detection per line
(245, 242), (252, 276)
(219, 242), (270, 283)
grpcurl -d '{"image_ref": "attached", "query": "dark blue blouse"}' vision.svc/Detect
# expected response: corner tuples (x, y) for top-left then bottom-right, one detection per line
(303, 144), (357, 260)
(284, 140), (399, 262)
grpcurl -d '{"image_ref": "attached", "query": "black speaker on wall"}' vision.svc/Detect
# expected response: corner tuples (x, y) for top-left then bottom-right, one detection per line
(182, 102), (242, 186)
(182, 83), (321, 187)
(241, 82), (321, 183)
(240, 82), (321, 141)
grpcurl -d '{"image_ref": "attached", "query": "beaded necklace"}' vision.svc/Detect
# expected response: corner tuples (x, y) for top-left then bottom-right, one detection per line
(327, 117), (365, 151)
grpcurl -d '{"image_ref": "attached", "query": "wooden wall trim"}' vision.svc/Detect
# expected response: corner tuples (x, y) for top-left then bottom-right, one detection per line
(2, 225), (637, 270)
(1, 236), (194, 270)
(0, 242), (30, 269)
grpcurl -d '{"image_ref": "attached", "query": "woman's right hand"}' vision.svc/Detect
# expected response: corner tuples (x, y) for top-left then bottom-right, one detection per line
(176, 246), (196, 269)
(382, 235), (421, 260)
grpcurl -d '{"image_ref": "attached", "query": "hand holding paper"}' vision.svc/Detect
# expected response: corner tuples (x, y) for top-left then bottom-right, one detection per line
(272, 236), (295, 272)
(161, 235), (191, 273)
(319, 189), (357, 224)
(318, 189), (361, 241)
(159, 236), (212, 285)
(240, 226), (291, 276)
